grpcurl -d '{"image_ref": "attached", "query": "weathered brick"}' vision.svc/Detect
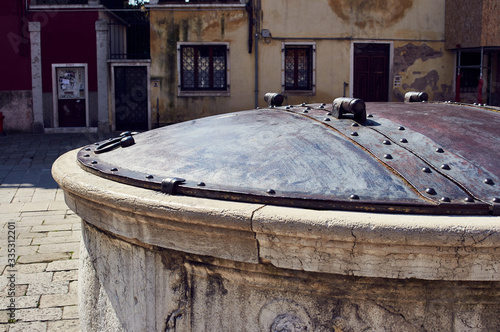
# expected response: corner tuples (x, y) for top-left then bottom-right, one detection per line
(14, 263), (47, 274)
(0, 295), (40, 309)
(47, 319), (80, 332)
(46, 260), (79, 272)
(31, 235), (80, 245)
(16, 272), (53, 285)
(17, 253), (71, 264)
(37, 243), (79, 254)
(15, 246), (38, 256)
(62, 305), (79, 320)
(7, 321), (47, 332)
(0, 284), (28, 298)
(46, 231), (73, 238)
(17, 231), (48, 239)
(52, 270), (78, 282)
(15, 307), (62, 322)
(39, 291), (78, 308)
(27, 281), (69, 296)
(30, 224), (73, 233)
(20, 202), (50, 213)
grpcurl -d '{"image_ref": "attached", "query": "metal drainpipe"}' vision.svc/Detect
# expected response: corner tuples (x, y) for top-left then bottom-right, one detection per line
(253, 0), (260, 108)
(255, 32), (259, 108)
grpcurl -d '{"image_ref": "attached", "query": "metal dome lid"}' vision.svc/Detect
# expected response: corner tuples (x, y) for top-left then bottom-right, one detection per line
(77, 93), (500, 215)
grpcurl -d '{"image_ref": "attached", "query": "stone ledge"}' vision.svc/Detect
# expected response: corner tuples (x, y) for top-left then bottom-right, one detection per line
(53, 149), (500, 281)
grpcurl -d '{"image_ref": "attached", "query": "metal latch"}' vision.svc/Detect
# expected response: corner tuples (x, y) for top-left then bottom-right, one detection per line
(94, 131), (137, 154)
(161, 177), (186, 194)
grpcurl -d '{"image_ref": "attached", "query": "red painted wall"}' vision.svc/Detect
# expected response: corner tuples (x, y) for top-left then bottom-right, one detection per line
(0, 0), (32, 91)
(31, 10), (99, 92)
(1, 0), (100, 93)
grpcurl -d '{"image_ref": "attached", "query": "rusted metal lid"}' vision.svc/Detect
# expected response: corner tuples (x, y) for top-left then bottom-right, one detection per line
(77, 98), (500, 215)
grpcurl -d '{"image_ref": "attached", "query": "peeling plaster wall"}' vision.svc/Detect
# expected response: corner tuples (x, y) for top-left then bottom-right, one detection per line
(262, 0), (445, 41)
(150, 0), (452, 123)
(259, 0), (451, 103)
(149, 8), (253, 125)
(392, 42), (454, 102)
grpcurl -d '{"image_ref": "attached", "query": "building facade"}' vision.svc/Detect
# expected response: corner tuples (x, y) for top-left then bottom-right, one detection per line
(1, 0), (499, 133)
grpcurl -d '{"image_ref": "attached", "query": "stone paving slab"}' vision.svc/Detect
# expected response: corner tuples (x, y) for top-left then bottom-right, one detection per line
(0, 133), (113, 331)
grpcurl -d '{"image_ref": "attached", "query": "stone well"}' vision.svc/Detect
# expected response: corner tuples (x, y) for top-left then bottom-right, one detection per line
(53, 98), (500, 331)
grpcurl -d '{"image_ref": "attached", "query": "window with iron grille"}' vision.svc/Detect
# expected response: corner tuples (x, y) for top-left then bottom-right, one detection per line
(283, 44), (315, 93)
(179, 44), (228, 92)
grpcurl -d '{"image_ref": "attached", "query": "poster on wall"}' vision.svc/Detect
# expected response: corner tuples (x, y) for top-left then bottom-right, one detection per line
(57, 67), (85, 99)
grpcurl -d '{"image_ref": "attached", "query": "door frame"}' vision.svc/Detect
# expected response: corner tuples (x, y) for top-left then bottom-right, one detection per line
(51, 63), (89, 128)
(349, 41), (393, 101)
(110, 61), (151, 132)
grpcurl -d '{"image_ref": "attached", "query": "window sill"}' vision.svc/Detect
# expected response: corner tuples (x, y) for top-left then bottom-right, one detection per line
(178, 90), (230, 97)
(29, 4), (102, 10)
(282, 90), (316, 97)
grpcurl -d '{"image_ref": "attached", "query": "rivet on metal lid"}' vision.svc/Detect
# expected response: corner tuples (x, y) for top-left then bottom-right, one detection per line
(484, 178), (494, 185)
(351, 132), (358, 136)
(384, 154), (393, 159)
(400, 138), (408, 143)
(83, 154), (90, 158)
(110, 168), (118, 172)
(303, 110), (309, 113)
(349, 194), (360, 200)
(351, 123), (359, 127)
(440, 197), (451, 202)
(436, 148), (445, 153)
(382, 140), (391, 145)
(440, 164), (450, 170)
(146, 174), (154, 179)
(324, 118), (331, 121)
(91, 161), (98, 164)
(493, 198), (500, 203)
(421, 167), (431, 173)
(197, 182), (206, 186)
(398, 126), (405, 130)
(266, 189), (276, 194)
(367, 114), (373, 117)
(464, 197), (474, 203)
(426, 188), (437, 195)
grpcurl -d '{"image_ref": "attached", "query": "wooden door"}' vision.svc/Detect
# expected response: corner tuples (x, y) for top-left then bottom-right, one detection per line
(353, 44), (390, 102)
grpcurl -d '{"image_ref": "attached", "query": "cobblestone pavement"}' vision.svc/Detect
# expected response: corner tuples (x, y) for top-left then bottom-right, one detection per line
(0, 133), (112, 332)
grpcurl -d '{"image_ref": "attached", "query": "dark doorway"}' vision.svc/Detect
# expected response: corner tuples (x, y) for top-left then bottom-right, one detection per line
(56, 67), (86, 127)
(114, 66), (148, 131)
(353, 43), (390, 102)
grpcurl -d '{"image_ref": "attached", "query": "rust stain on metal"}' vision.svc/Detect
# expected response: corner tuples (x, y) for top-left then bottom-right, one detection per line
(393, 43), (443, 74)
(328, 0), (414, 28)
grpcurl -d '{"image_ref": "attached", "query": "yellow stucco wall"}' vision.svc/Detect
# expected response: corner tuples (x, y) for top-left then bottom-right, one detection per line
(257, 0), (454, 104)
(149, 7), (254, 125)
(149, 0), (454, 124)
